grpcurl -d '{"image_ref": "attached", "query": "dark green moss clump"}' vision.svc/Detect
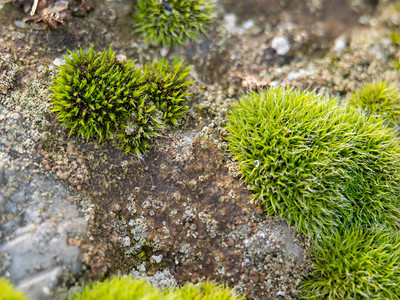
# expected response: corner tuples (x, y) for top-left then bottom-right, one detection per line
(134, 0), (215, 46)
(0, 277), (27, 300)
(51, 47), (193, 157)
(144, 58), (194, 126)
(301, 226), (400, 299)
(348, 81), (400, 128)
(225, 87), (400, 239)
(51, 47), (146, 142)
(71, 277), (243, 300)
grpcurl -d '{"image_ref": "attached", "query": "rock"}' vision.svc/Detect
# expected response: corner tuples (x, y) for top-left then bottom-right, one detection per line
(223, 13), (238, 35)
(334, 36), (347, 53)
(271, 36), (291, 55)
(0, 161), (87, 300)
(52, 57), (66, 66)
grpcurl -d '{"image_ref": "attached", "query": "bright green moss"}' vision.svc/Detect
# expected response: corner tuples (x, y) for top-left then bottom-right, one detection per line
(301, 226), (400, 299)
(144, 58), (194, 126)
(134, 0), (215, 46)
(348, 81), (400, 128)
(172, 281), (244, 299)
(51, 46), (146, 142)
(225, 87), (400, 239)
(0, 278), (27, 300)
(70, 277), (243, 300)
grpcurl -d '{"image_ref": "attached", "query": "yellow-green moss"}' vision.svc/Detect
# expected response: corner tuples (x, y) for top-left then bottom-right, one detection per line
(0, 278), (27, 300)
(70, 277), (243, 300)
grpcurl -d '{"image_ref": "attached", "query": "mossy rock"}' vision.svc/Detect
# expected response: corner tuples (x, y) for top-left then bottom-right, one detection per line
(225, 87), (400, 239)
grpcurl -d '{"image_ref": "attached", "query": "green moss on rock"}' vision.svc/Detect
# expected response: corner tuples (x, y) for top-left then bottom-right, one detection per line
(225, 87), (400, 239)
(301, 226), (400, 299)
(134, 0), (215, 46)
(71, 277), (243, 300)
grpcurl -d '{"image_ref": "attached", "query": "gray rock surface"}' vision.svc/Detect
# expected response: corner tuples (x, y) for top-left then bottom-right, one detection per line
(0, 157), (87, 299)
(0, 44), (87, 299)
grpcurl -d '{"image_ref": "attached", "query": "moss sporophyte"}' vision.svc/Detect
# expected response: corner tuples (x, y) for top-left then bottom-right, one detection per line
(50, 46), (193, 157)
(134, 0), (215, 46)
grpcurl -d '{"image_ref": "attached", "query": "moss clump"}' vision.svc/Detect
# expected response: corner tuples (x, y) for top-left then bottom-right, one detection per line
(0, 278), (28, 300)
(134, 0), (215, 46)
(70, 277), (243, 300)
(348, 81), (400, 128)
(51, 47), (193, 156)
(225, 87), (400, 239)
(301, 226), (400, 299)
(51, 46), (146, 142)
(144, 58), (193, 126)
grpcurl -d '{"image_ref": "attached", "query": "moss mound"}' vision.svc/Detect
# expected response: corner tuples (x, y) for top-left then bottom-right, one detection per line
(0, 278), (27, 300)
(225, 87), (400, 238)
(301, 226), (400, 299)
(71, 277), (243, 300)
(134, 0), (215, 46)
(51, 46), (146, 142)
(348, 81), (400, 128)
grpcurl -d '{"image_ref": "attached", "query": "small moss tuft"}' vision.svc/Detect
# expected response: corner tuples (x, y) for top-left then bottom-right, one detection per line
(144, 58), (194, 126)
(0, 278), (28, 300)
(225, 87), (400, 239)
(348, 81), (400, 128)
(174, 281), (244, 299)
(70, 277), (243, 300)
(301, 226), (400, 299)
(51, 46), (146, 142)
(134, 0), (215, 46)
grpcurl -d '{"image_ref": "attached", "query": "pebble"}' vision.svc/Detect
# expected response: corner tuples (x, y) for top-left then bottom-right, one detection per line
(276, 291), (286, 296)
(271, 36), (291, 55)
(223, 13), (238, 35)
(334, 36), (347, 53)
(14, 20), (27, 29)
(53, 58), (66, 66)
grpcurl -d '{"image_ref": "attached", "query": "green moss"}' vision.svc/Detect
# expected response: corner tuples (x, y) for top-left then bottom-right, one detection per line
(51, 46), (146, 142)
(134, 0), (215, 46)
(0, 278), (28, 300)
(301, 226), (400, 299)
(173, 281), (244, 299)
(225, 87), (400, 239)
(348, 81), (400, 128)
(144, 58), (194, 126)
(70, 277), (243, 300)
(51, 47), (192, 156)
